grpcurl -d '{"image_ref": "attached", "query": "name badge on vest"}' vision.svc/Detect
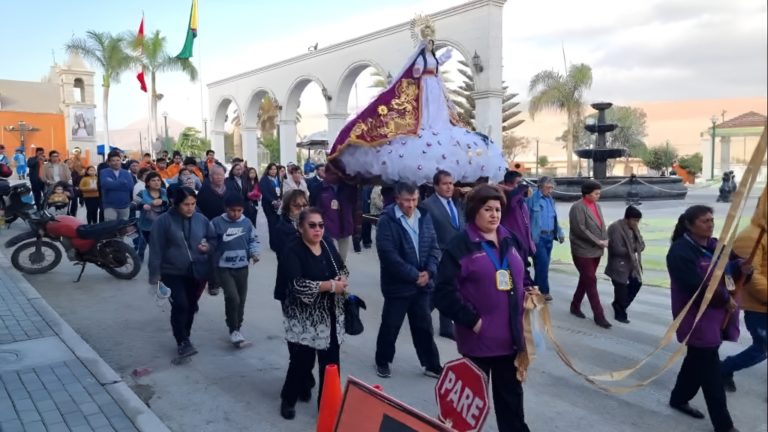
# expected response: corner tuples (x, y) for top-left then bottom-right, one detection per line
(724, 274), (736, 292)
(331, 199), (339, 210)
(496, 270), (512, 291)
(481, 242), (513, 293)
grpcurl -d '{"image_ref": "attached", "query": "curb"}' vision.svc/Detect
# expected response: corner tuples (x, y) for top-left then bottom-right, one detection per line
(0, 249), (171, 432)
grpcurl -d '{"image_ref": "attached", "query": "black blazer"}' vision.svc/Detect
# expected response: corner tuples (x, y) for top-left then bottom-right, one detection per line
(420, 193), (465, 250)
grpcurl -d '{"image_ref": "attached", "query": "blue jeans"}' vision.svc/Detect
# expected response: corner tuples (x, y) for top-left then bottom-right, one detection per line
(533, 234), (554, 294)
(721, 310), (768, 377)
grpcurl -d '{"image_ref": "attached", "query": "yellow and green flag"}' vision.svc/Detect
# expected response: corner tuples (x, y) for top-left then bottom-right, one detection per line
(176, 0), (198, 59)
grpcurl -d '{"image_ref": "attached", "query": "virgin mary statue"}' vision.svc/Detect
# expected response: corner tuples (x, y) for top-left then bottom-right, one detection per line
(327, 15), (506, 185)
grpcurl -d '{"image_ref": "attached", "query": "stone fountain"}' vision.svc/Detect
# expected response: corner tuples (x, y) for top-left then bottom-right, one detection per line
(550, 101), (688, 201)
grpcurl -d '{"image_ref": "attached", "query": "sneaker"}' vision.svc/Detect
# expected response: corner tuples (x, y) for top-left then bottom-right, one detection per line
(177, 340), (198, 358)
(157, 282), (171, 299)
(543, 294), (553, 302)
(208, 286), (221, 296)
(375, 364), (391, 378)
(423, 366), (443, 379)
(230, 330), (245, 345)
(723, 375), (736, 393)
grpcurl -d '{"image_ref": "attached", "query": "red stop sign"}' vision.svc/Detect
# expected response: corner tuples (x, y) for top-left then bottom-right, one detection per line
(435, 358), (490, 432)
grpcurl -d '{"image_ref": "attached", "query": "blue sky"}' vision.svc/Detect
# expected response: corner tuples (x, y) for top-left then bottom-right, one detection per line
(2, 0), (766, 137)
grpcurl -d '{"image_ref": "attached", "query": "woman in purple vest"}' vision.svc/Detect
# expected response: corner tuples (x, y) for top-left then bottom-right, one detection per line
(434, 184), (531, 431)
(666, 205), (750, 432)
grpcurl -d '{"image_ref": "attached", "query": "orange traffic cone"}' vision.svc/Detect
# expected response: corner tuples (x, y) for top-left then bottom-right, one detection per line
(317, 364), (343, 432)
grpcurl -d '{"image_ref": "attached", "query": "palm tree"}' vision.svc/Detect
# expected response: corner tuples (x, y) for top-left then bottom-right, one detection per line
(126, 29), (197, 142)
(528, 63), (592, 175)
(65, 31), (134, 147)
(453, 60), (524, 133)
(257, 96), (279, 139)
(231, 108), (242, 158)
(175, 127), (209, 157)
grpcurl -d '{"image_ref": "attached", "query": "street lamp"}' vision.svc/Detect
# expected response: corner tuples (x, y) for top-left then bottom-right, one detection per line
(162, 111), (169, 151)
(710, 115), (718, 180)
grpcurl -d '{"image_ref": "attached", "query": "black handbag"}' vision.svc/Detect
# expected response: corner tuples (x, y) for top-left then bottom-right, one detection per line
(344, 295), (366, 336)
(322, 239), (366, 336)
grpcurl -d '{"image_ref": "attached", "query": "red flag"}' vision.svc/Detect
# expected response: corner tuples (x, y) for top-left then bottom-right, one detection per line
(135, 16), (147, 92)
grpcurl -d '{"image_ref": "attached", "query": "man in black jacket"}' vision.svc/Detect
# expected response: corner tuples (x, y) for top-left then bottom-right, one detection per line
(374, 182), (442, 379)
(26, 147), (46, 209)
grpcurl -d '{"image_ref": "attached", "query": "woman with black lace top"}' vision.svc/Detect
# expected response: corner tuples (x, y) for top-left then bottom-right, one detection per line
(276, 207), (349, 420)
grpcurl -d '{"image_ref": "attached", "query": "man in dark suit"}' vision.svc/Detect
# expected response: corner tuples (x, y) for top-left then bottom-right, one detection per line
(420, 170), (465, 339)
(307, 163), (325, 206)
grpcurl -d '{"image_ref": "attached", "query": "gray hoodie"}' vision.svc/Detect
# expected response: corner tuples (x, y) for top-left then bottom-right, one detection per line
(210, 214), (260, 268)
(148, 208), (215, 284)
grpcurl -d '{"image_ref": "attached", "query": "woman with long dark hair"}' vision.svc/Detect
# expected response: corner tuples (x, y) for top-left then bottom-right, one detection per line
(137, 172), (169, 262)
(225, 162), (255, 224)
(666, 205), (748, 432)
(245, 167), (261, 227)
(260, 163), (282, 250)
(148, 187), (215, 359)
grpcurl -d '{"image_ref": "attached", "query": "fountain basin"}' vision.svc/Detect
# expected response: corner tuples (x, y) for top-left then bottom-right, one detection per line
(540, 176), (688, 202)
(574, 148), (626, 161)
(585, 123), (618, 134)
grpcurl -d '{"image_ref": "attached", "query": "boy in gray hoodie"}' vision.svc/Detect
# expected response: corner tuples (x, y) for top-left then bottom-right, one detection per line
(211, 193), (261, 346)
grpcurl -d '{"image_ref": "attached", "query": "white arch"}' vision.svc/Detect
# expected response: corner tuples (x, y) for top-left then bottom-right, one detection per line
(212, 95), (241, 131)
(283, 75), (328, 121)
(435, 38), (474, 69)
(332, 59), (386, 114)
(243, 88), (278, 129)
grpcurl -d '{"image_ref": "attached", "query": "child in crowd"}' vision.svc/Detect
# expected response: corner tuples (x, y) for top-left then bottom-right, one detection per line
(210, 193), (261, 347)
(47, 183), (70, 215)
(79, 166), (100, 224)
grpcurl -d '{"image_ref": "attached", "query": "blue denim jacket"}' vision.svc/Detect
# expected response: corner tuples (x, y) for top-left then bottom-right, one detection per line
(527, 189), (564, 243)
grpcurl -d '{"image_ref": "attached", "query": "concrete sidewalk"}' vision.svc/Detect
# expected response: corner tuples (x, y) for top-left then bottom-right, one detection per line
(0, 250), (168, 432)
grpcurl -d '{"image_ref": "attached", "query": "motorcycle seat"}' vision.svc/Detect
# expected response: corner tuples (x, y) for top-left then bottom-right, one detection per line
(76, 220), (127, 240)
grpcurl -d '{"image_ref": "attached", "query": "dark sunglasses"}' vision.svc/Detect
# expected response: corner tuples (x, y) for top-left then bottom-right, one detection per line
(307, 222), (325, 230)
(291, 202), (308, 209)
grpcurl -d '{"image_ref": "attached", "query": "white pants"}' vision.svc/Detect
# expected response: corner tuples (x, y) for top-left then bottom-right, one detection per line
(333, 236), (351, 262)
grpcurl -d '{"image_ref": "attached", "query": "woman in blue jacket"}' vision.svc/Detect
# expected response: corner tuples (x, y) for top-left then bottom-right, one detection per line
(260, 163), (282, 251)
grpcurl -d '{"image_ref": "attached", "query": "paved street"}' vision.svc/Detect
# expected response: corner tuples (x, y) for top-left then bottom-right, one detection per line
(0, 251), (166, 432)
(2, 186), (766, 432)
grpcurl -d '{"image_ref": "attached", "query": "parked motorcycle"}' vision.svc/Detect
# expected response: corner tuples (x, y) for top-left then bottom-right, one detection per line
(4, 211), (141, 282)
(0, 180), (36, 226)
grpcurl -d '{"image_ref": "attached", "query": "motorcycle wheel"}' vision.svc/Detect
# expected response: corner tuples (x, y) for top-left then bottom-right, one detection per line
(101, 239), (141, 280)
(10, 240), (62, 274)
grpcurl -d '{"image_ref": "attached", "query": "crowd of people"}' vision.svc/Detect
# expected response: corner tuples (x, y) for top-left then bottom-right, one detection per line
(5, 141), (764, 432)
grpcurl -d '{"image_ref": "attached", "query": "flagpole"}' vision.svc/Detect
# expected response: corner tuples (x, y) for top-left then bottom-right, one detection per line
(197, 0), (205, 137)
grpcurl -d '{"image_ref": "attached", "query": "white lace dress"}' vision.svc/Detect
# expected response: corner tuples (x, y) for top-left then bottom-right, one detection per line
(337, 50), (506, 185)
